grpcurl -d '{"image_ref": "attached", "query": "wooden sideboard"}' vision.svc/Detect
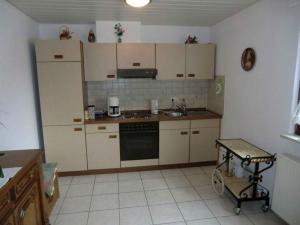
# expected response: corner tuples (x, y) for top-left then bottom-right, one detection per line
(0, 150), (47, 225)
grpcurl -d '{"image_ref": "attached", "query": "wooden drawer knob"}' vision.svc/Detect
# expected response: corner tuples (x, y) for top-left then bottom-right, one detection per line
(180, 131), (188, 135)
(176, 74), (184, 78)
(188, 74), (195, 78)
(107, 75), (115, 78)
(109, 135), (117, 139)
(74, 128), (82, 131)
(73, 118), (82, 122)
(98, 126), (106, 130)
(192, 131), (200, 134)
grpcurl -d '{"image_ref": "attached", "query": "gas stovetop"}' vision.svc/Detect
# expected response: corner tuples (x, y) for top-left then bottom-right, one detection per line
(121, 111), (155, 119)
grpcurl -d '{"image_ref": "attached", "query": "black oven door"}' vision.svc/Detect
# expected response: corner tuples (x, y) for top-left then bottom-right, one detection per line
(120, 123), (159, 161)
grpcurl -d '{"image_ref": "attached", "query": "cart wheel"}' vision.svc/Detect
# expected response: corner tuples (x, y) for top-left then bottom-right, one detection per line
(234, 207), (241, 215)
(262, 205), (269, 213)
(211, 169), (225, 195)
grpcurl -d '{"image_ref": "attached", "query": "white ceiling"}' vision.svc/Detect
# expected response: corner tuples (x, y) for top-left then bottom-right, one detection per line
(7, 0), (258, 26)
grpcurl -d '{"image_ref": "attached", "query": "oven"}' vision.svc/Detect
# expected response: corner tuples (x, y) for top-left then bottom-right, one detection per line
(120, 122), (159, 161)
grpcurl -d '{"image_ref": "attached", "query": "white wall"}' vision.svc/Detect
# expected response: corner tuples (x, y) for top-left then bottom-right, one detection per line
(39, 23), (96, 43)
(39, 21), (211, 44)
(211, 0), (300, 196)
(0, 0), (40, 150)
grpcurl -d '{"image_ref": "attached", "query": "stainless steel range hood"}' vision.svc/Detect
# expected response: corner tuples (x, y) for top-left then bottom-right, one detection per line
(117, 69), (157, 79)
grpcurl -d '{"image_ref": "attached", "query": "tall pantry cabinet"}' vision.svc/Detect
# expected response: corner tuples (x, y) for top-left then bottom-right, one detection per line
(35, 40), (87, 172)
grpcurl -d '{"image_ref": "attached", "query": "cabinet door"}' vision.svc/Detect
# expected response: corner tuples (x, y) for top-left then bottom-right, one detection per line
(86, 132), (120, 170)
(37, 62), (84, 126)
(84, 43), (117, 81)
(43, 125), (87, 172)
(3, 215), (15, 225)
(190, 128), (219, 162)
(117, 43), (155, 69)
(35, 40), (81, 62)
(156, 44), (185, 80)
(159, 129), (190, 165)
(14, 184), (42, 225)
(186, 44), (215, 80)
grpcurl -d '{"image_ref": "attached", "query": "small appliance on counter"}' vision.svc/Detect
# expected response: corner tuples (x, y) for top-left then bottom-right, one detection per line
(150, 99), (159, 115)
(108, 96), (121, 117)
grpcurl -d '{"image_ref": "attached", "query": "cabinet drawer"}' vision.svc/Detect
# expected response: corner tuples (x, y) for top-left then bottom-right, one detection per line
(191, 119), (219, 128)
(85, 124), (119, 134)
(15, 167), (36, 199)
(0, 193), (13, 222)
(35, 40), (81, 62)
(2, 215), (14, 225)
(160, 121), (190, 130)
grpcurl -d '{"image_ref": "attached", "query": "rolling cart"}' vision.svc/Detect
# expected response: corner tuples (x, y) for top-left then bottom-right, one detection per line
(212, 139), (276, 215)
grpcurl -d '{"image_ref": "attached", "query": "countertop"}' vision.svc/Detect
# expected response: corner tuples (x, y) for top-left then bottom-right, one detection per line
(85, 109), (222, 124)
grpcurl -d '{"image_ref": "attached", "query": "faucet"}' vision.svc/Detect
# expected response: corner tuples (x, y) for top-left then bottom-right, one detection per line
(176, 98), (187, 115)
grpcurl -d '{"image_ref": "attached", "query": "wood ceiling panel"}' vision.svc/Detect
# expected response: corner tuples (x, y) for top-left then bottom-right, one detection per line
(7, 0), (258, 25)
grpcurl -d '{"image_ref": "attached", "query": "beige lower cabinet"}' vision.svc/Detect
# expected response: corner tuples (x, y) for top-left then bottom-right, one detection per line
(190, 119), (220, 162)
(159, 121), (190, 165)
(86, 124), (120, 170)
(43, 125), (87, 172)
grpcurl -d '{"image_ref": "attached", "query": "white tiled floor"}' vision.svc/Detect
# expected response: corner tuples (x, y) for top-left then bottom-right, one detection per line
(51, 166), (288, 225)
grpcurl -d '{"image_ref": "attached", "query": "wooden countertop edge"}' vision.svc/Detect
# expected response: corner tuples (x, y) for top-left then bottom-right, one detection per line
(85, 111), (222, 125)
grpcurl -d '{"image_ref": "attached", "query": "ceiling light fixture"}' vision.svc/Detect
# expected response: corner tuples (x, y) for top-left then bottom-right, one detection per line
(125, 0), (151, 8)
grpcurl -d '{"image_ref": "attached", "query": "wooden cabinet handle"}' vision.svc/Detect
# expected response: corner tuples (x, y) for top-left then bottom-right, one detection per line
(98, 126), (106, 130)
(176, 74), (184, 78)
(73, 118), (82, 122)
(132, 62), (141, 67)
(107, 74), (115, 78)
(188, 74), (195, 78)
(180, 131), (188, 135)
(192, 131), (200, 134)
(109, 135), (117, 139)
(54, 54), (63, 59)
(74, 128), (82, 131)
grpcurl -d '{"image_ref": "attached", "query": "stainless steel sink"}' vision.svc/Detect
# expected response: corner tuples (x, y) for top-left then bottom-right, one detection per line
(164, 111), (184, 118)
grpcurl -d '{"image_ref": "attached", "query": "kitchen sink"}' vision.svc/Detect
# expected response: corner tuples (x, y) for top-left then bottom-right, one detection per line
(164, 111), (184, 118)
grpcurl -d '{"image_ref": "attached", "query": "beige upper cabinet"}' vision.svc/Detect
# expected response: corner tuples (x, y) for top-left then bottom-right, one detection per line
(159, 121), (190, 165)
(186, 44), (215, 80)
(156, 44), (186, 80)
(190, 119), (220, 163)
(117, 43), (155, 69)
(37, 62), (84, 126)
(35, 40), (82, 62)
(43, 125), (87, 172)
(84, 43), (117, 81)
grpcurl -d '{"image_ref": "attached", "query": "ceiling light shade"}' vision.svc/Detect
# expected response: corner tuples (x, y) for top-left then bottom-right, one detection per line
(125, 0), (151, 8)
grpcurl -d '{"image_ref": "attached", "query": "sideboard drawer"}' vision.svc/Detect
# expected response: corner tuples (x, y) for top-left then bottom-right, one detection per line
(0, 193), (13, 222)
(15, 167), (36, 199)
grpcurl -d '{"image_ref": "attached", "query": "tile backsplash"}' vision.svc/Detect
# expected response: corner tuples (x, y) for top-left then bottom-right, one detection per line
(87, 79), (209, 111)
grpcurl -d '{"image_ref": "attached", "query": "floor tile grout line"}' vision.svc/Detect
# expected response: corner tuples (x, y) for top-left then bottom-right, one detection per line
(163, 174), (188, 225)
(141, 170), (157, 225)
(53, 177), (73, 225)
(86, 176), (96, 225)
(182, 168), (219, 222)
(117, 173), (121, 225)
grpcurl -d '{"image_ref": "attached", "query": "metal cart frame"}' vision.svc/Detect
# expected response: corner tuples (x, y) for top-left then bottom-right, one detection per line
(215, 139), (276, 215)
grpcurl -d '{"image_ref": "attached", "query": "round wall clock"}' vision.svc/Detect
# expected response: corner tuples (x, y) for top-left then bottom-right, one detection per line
(241, 48), (256, 71)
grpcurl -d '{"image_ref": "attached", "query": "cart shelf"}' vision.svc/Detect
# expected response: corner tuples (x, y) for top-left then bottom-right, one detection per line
(215, 138), (276, 215)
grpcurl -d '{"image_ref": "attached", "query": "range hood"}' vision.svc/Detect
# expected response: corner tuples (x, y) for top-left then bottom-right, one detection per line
(117, 69), (157, 79)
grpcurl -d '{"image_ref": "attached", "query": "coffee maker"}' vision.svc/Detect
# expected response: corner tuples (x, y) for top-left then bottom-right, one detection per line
(107, 96), (121, 117)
